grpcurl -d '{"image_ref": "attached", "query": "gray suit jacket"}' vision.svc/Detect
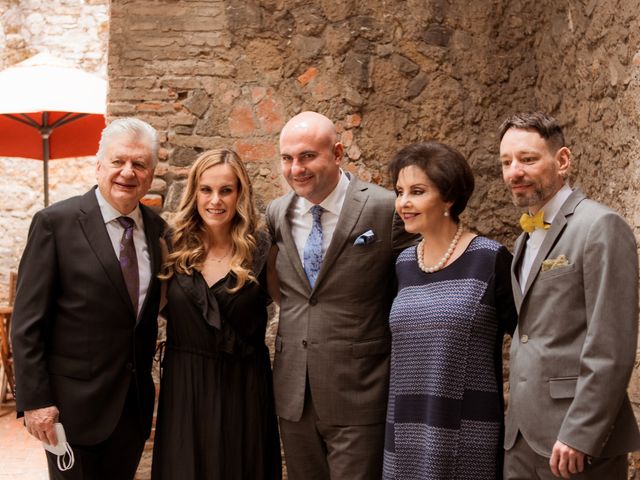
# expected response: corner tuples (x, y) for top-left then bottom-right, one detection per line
(505, 188), (640, 457)
(266, 175), (415, 424)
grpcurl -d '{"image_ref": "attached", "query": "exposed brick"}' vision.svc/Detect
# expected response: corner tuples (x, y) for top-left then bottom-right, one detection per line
(256, 96), (285, 134)
(150, 178), (167, 194)
(183, 89), (210, 117)
(297, 67), (318, 86)
(228, 103), (257, 136)
(340, 129), (354, 147)
(221, 87), (242, 106)
(347, 143), (362, 160)
(141, 193), (163, 209)
(344, 162), (358, 174)
(155, 162), (170, 176)
(233, 140), (278, 162)
(251, 86), (268, 104)
(345, 113), (362, 128)
(158, 149), (169, 161)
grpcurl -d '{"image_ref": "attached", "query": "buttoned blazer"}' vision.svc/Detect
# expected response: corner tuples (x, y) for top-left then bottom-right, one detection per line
(11, 187), (166, 445)
(505, 188), (640, 457)
(266, 175), (415, 424)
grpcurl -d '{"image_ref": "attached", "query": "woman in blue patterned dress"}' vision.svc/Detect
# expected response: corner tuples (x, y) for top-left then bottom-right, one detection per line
(383, 142), (517, 480)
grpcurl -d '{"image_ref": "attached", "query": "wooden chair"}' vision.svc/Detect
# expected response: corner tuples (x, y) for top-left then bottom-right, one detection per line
(0, 271), (16, 404)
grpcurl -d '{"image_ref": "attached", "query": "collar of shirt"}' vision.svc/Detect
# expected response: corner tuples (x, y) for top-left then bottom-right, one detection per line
(520, 183), (573, 290)
(526, 183), (572, 246)
(94, 187), (143, 230)
(298, 170), (350, 216)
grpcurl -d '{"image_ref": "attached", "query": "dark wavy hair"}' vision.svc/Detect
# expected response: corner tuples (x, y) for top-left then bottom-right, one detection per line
(388, 142), (474, 223)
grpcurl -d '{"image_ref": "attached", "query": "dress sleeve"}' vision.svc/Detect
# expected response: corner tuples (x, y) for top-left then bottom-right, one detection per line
(495, 246), (517, 336)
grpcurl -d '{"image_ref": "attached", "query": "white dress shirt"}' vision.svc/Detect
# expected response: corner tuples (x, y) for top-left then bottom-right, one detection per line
(519, 183), (573, 291)
(288, 171), (350, 264)
(95, 188), (151, 315)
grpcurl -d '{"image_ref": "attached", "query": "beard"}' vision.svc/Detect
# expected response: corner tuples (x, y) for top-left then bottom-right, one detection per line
(511, 187), (545, 208)
(509, 178), (561, 209)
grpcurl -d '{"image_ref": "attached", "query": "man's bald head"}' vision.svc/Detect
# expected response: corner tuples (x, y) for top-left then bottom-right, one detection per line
(279, 111), (338, 150)
(279, 111), (344, 204)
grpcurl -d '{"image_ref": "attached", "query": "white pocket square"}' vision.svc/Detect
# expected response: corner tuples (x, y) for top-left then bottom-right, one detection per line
(353, 229), (376, 246)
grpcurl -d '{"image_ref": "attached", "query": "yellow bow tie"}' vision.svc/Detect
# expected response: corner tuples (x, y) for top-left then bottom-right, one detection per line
(519, 210), (550, 233)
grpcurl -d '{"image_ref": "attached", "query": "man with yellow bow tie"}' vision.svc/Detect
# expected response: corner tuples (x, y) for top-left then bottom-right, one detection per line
(499, 112), (640, 479)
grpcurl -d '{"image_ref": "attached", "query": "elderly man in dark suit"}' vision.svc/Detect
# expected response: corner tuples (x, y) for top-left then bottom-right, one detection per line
(266, 111), (415, 479)
(11, 117), (166, 479)
(499, 112), (640, 479)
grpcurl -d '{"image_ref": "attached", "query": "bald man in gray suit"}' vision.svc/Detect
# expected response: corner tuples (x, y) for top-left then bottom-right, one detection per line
(266, 111), (415, 479)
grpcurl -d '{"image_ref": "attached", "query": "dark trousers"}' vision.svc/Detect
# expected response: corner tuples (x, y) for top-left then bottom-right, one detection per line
(46, 383), (147, 480)
(504, 432), (628, 480)
(279, 382), (385, 480)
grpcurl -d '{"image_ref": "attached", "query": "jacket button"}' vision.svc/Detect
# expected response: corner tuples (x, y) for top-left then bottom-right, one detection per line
(520, 334), (529, 343)
(126, 362), (134, 371)
(309, 297), (317, 306)
(302, 340), (308, 348)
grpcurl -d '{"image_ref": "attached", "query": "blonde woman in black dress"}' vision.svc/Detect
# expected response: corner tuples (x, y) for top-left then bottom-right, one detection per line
(151, 149), (281, 480)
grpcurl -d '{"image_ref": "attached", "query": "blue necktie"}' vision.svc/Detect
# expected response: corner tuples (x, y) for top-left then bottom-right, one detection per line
(117, 216), (139, 313)
(303, 205), (324, 288)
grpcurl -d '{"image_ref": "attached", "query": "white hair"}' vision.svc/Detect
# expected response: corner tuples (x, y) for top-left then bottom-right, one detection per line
(96, 117), (159, 166)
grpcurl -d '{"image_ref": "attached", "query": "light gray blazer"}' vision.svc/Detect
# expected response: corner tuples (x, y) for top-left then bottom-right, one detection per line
(266, 174), (415, 424)
(505, 188), (640, 457)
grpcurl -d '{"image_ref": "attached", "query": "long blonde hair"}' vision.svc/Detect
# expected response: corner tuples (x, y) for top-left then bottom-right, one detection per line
(163, 149), (259, 292)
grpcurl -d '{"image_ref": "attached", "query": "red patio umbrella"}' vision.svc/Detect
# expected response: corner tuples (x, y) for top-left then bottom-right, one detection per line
(0, 53), (107, 206)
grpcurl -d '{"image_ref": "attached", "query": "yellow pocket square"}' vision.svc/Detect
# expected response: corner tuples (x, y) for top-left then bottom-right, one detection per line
(541, 255), (569, 272)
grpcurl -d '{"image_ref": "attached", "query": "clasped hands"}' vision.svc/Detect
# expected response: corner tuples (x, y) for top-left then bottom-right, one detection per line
(24, 405), (60, 446)
(550, 440), (586, 478)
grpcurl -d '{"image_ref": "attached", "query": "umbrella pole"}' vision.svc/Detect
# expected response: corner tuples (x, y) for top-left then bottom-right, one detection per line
(41, 112), (51, 207)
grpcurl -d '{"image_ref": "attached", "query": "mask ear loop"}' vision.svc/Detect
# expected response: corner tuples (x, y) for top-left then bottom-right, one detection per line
(57, 443), (75, 471)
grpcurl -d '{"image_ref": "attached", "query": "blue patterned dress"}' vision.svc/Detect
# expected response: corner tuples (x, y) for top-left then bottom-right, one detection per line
(383, 236), (516, 480)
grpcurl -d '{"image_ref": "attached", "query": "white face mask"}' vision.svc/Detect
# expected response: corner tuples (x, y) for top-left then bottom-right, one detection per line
(42, 423), (75, 471)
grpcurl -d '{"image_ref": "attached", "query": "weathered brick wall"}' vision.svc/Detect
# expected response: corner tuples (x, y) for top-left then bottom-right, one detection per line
(0, 0), (108, 71)
(1, 0), (639, 476)
(108, 1), (640, 476)
(108, 0), (546, 236)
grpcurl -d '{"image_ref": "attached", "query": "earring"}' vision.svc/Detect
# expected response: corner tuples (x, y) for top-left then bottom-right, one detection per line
(444, 210), (449, 217)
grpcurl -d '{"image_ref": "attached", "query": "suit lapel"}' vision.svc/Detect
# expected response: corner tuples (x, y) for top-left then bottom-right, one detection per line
(313, 176), (367, 290)
(511, 233), (526, 309)
(277, 191), (310, 288)
(78, 188), (134, 315)
(521, 189), (586, 299)
(137, 205), (162, 323)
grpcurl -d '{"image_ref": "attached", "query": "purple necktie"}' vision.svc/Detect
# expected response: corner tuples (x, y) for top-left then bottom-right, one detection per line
(117, 216), (139, 313)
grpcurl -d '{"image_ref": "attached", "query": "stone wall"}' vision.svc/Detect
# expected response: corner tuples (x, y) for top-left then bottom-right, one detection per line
(108, 0), (640, 476)
(1, 0), (639, 476)
(0, 0), (108, 302)
(0, 0), (108, 71)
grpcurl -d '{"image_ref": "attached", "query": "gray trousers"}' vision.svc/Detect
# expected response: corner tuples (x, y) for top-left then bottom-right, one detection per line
(504, 432), (628, 480)
(279, 382), (385, 480)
